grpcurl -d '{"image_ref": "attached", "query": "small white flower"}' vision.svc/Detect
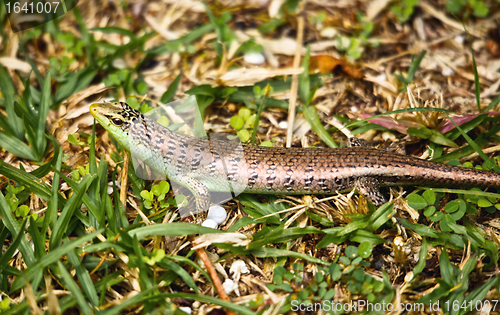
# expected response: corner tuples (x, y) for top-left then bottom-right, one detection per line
(222, 279), (237, 294)
(230, 260), (249, 283)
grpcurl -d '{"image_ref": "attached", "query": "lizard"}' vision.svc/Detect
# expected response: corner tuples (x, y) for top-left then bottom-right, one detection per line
(89, 101), (500, 214)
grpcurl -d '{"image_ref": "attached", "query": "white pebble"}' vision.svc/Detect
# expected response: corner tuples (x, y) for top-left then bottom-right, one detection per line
(207, 205), (227, 224)
(278, 121), (288, 129)
(107, 181), (121, 194)
(244, 52), (265, 65)
(112, 58), (127, 69)
(454, 35), (465, 44)
(442, 67), (454, 77)
(178, 306), (192, 314)
(320, 27), (337, 38)
(336, 36), (351, 49)
(201, 219), (217, 229)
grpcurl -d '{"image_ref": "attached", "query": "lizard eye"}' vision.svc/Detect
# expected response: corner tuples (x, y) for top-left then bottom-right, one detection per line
(112, 118), (124, 126)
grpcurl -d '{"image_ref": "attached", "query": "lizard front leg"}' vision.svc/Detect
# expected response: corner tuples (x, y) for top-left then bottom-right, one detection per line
(173, 175), (211, 217)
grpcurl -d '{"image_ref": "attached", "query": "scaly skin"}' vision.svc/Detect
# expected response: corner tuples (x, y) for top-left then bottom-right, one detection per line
(90, 102), (500, 213)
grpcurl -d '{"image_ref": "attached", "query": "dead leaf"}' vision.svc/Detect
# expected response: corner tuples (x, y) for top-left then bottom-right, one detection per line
(361, 113), (424, 134)
(207, 67), (303, 87)
(309, 55), (363, 79)
(439, 112), (500, 133)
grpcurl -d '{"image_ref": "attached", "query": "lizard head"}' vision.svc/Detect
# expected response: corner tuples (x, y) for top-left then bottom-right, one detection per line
(89, 102), (143, 150)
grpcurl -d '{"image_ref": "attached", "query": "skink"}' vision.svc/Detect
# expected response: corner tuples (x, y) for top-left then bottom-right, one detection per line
(89, 102), (500, 213)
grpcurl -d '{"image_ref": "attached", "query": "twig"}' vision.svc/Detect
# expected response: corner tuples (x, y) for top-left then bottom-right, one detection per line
(286, 15), (305, 147)
(193, 242), (234, 315)
(462, 144), (500, 161)
(120, 151), (129, 212)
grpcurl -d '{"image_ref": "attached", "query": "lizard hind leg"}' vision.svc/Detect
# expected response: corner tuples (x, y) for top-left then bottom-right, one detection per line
(348, 137), (368, 147)
(355, 177), (387, 206)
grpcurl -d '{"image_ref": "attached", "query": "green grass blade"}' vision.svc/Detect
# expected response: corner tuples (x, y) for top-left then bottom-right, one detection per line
(94, 270), (125, 294)
(484, 94), (500, 112)
(0, 160), (67, 208)
(421, 188), (500, 199)
(298, 46), (310, 103)
(114, 166), (130, 228)
(54, 169), (101, 221)
(160, 74), (181, 104)
(73, 7), (97, 60)
(464, 275), (499, 306)
(0, 112), (15, 136)
(28, 216), (44, 260)
(50, 175), (94, 250)
(431, 136), (488, 162)
(10, 229), (104, 292)
(66, 248), (100, 306)
(405, 50), (426, 87)
(444, 114), (487, 141)
(87, 123), (100, 226)
(148, 24), (214, 55)
(0, 132), (38, 160)
(36, 72), (51, 158)
(444, 113), (500, 172)
(128, 222), (223, 239)
(16, 93), (38, 127)
(250, 94), (266, 144)
(0, 218), (27, 271)
(55, 67), (99, 103)
(56, 261), (94, 315)
(27, 216), (44, 292)
(439, 249), (453, 285)
(30, 135), (60, 178)
(367, 202), (395, 230)
(0, 65), (24, 139)
(90, 26), (137, 39)
(0, 192), (36, 267)
(412, 238), (427, 281)
(43, 146), (63, 235)
(18, 46), (44, 87)
(132, 236), (154, 291)
(455, 20), (481, 112)
(252, 247), (329, 265)
(103, 193), (116, 232)
(97, 290), (256, 315)
(303, 104), (338, 148)
(168, 255), (213, 287)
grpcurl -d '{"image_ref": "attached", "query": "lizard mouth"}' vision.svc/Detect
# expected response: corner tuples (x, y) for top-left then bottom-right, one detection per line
(89, 103), (109, 122)
(89, 103), (99, 116)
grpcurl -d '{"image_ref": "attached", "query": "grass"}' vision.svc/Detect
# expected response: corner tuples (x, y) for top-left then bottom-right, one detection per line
(1, 1), (500, 314)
